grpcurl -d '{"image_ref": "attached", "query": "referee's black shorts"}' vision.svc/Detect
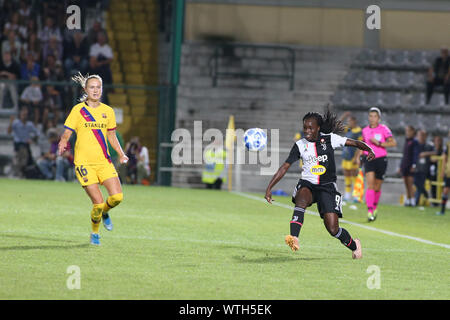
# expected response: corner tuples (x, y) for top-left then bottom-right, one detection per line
(291, 179), (343, 219)
(364, 156), (388, 180)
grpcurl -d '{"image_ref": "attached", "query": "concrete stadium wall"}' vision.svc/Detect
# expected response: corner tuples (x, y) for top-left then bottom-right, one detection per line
(380, 10), (450, 49)
(184, 1), (450, 49)
(184, 4), (364, 47)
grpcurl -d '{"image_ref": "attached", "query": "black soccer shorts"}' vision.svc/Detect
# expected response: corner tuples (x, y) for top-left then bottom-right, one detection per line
(291, 179), (343, 219)
(364, 156), (388, 180)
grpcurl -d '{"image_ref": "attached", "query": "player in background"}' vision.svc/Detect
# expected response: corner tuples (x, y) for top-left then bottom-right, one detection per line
(356, 107), (397, 222)
(399, 125), (419, 207)
(58, 73), (128, 245)
(339, 111), (363, 202)
(264, 108), (375, 259)
(437, 135), (450, 215)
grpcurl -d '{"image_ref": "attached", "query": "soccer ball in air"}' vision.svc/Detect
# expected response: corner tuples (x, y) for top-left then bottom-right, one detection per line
(244, 128), (267, 151)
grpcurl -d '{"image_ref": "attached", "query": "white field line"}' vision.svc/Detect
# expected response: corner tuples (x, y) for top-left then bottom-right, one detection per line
(232, 191), (450, 250)
(0, 229), (444, 255)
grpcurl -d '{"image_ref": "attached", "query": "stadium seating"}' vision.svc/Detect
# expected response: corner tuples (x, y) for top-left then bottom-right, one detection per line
(0, 0), (161, 181)
(106, 0), (160, 180)
(171, 41), (357, 188)
(332, 47), (449, 140)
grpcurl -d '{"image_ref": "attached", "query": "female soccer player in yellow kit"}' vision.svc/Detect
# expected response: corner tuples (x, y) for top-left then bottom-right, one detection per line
(58, 73), (128, 245)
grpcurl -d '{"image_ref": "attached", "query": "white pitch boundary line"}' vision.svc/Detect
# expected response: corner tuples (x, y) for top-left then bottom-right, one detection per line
(232, 191), (450, 250)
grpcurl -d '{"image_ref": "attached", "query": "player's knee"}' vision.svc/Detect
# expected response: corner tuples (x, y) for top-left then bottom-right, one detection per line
(108, 192), (123, 207)
(91, 203), (103, 221)
(295, 200), (308, 209)
(326, 224), (339, 237)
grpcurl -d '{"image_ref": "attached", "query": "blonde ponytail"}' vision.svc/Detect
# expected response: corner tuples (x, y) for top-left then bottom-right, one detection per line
(71, 72), (103, 102)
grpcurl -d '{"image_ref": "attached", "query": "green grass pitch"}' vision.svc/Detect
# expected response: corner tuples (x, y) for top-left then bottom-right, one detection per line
(0, 178), (448, 299)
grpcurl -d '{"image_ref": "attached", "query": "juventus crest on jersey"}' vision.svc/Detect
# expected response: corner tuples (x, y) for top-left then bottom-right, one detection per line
(285, 133), (348, 185)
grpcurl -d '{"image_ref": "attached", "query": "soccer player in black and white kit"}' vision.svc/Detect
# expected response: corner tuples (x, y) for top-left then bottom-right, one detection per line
(265, 110), (375, 259)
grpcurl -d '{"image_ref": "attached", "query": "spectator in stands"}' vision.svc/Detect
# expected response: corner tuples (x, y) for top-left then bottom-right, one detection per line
(0, 2), (15, 33)
(20, 51), (40, 81)
(87, 20), (108, 47)
(37, 116), (56, 154)
(41, 0), (65, 30)
(426, 47), (450, 105)
(0, 50), (20, 111)
(42, 53), (64, 82)
(7, 107), (39, 178)
(20, 76), (43, 125)
(41, 0), (63, 18)
(37, 128), (73, 181)
(22, 17), (38, 43)
(21, 32), (41, 63)
(18, 0), (32, 21)
(40, 53), (64, 123)
(88, 31), (113, 84)
(38, 16), (62, 55)
(414, 130), (435, 206)
(42, 35), (64, 64)
(64, 31), (89, 77)
(2, 12), (21, 38)
(119, 138), (138, 184)
(88, 31), (113, 104)
(429, 135), (444, 205)
(42, 116), (57, 137)
(1, 30), (23, 64)
(2, 10), (27, 44)
(399, 125), (419, 206)
(119, 136), (151, 184)
(136, 139), (151, 185)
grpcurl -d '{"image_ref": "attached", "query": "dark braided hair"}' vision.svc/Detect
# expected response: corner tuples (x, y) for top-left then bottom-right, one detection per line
(302, 106), (345, 134)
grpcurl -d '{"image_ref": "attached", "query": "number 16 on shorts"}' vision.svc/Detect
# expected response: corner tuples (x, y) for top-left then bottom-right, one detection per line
(76, 165), (89, 183)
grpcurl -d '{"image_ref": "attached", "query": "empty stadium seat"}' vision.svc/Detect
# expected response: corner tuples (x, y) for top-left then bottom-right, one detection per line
(397, 71), (416, 89)
(385, 91), (403, 109)
(404, 50), (430, 69)
(377, 71), (399, 89)
(330, 90), (349, 107)
(409, 92), (426, 110)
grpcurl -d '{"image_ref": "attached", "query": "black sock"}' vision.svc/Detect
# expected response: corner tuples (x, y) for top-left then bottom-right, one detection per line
(102, 212), (110, 219)
(334, 227), (357, 251)
(290, 207), (305, 237)
(441, 195), (448, 213)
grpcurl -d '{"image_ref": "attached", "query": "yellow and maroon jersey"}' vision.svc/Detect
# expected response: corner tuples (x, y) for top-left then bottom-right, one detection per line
(64, 102), (116, 165)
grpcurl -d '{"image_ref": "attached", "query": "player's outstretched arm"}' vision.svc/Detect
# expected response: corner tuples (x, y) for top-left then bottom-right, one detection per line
(345, 138), (376, 161)
(58, 129), (73, 156)
(106, 130), (129, 164)
(265, 162), (291, 204)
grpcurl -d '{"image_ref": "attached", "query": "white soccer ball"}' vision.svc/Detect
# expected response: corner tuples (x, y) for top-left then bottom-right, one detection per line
(244, 128), (267, 151)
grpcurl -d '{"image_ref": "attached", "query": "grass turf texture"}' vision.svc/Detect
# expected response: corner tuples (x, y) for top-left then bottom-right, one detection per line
(0, 178), (449, 299)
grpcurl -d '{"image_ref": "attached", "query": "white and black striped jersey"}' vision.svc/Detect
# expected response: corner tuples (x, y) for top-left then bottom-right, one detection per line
(285, 132), (347, 185)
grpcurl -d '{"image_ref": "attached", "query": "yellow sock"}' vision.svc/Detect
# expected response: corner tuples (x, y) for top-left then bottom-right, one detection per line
(350, 175), (356, 186)
(103, 193), (123, 213)
(344, 176), (352, 194)
(90, 203), (104, 234)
